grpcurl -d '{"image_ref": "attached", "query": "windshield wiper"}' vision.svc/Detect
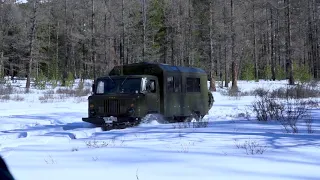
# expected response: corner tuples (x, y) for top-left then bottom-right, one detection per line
(119, 76), (129, 93)
(108, 76), (115, 84)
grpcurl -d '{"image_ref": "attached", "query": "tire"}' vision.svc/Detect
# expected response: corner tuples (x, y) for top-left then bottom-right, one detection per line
(141, 113), (167, 124)
(184, 111), (201, 122)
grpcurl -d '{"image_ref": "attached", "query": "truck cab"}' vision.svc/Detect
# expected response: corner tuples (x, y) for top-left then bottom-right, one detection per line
(83, 75), (160, 126)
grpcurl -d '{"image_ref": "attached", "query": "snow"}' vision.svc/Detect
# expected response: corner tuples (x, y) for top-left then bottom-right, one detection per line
(1, 78), (320, 180)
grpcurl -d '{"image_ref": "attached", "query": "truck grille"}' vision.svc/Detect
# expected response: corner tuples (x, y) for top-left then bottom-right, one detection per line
(104, 99), (130, 115)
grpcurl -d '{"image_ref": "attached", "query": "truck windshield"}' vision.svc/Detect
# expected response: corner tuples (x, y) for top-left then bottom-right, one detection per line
(95, 78), (141, 94)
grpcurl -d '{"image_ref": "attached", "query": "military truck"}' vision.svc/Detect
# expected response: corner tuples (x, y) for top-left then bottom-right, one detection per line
(82, 62), (214, 127)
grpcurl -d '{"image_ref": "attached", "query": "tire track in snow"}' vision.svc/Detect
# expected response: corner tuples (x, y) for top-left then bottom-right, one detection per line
(0, 123), (101, 140)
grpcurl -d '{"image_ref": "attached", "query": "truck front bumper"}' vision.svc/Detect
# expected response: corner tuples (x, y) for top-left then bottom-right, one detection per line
(82, 116), (140, 126)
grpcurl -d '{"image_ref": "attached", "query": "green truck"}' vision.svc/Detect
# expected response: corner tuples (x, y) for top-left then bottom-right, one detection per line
(82, 62), (214, 127)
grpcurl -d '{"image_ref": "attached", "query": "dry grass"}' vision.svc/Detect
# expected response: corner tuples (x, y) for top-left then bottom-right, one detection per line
(0, 84), (14, 95)
(38, 94), (55, 103)
(38, 81), (90, 103)
(11, 95), (24, 101)
(234, 139), (268, 155)
(0, 94), (10, 102)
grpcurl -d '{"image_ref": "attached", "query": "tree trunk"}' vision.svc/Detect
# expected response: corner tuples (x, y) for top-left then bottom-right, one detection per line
(223, 5), (228, 88)
(104, 0), (108, 71)
(285, 0), (294, 85)
(55, 22), (59, 80)
(270, 6), (276, 81)
(142, 0), (146, 61)
(62, 0), (68, 86)
(26, 0), (39, 90)
(0, 2), (3, 79)
(121, 0), (125, 65)
(209, 0), (216, 91)
(230, 0), (237, 89)
(91, 0), (96, 81)
(0, 52), (3, 79)
(252, 0), (258, 80)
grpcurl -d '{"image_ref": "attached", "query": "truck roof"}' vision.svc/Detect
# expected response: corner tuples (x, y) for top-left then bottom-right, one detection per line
(109, 62), (206, 76)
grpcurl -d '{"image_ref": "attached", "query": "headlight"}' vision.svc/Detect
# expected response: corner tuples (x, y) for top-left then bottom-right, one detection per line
(89, 109), (96, 116)
(127, 107), (135, 115)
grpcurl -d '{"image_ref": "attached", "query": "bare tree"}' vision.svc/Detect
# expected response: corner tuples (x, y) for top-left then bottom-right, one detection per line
(142, 0), (146, 62)
(26, 0), (39, 89)
(230, 0), (238, 90)
(0, 1), (4, 78)
(91, 0), (96, 81)
(285, 0), (294, 85)
(209, 0), (216, 91)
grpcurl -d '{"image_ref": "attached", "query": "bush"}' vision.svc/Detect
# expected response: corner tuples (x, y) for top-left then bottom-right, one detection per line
(252, 88), (269, 97)
(0, 94), (10, 102)
(251, 92), (315, 133)
(55, 80), (90, 97)
(65, 72), (74, 88)
(12, 95), (24, 101)
(240, 62), (255, 80)
(0, 83), (13, 95)
(276, 65), (286, 80)
(269, 85), (320, 99)
(220, 86), (250, 99)
(39, 94), (55, 103)
(234, 139), (268, 155)
(55, 87), (90, 97)
(33, 71), (47, 90)
(252, 96), (282, 121)
(293, 62), (313, 83)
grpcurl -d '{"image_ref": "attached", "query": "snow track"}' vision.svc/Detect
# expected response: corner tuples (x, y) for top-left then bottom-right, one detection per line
(0, 110), (104, 151)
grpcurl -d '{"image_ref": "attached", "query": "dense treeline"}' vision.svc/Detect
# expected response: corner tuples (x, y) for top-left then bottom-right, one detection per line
(0, 0), (319, 90)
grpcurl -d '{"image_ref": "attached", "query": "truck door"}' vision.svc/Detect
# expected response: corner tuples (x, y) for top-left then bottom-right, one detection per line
(146, 79), (160, 114)
(166, 74), (181, 118)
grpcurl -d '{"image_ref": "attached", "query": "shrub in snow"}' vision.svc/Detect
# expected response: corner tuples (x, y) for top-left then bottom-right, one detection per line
(55, 80), (90, 97)
(39, 94), (55, 103)
(252, 95), (284, 122)
(0, 83), (13, 95)
(12, 95), (24, 101)
(252, 88), (269, 97)
(252, 93), (315, 133)
(65, 72), (75, 88)
(234, 139), (268, 155)
(43, 90), (55, 95)
(44, 155), (56, 164)
(0, 94), (10, 102)
(33, 72), (47, 90)
(304, 118), (314, 134)
(71, 147), (79, 152)
(219, 86), (250, 100)
(269, 84), (320, 99)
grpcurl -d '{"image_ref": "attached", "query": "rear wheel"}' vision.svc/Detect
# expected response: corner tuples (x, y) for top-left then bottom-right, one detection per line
(184, 111), (201, 122)
(141, 113), (167, 124)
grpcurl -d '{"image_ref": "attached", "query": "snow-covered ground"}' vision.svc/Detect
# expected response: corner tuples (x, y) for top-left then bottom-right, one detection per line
(1, 78), (320, 180)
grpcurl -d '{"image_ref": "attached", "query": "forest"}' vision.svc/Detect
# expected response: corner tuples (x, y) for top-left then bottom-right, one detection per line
(0, 0), (319, 90)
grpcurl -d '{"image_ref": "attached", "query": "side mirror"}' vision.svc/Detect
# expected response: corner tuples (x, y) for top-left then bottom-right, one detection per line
(92, 84), (95, 93)
(147, 80), (156, 93)
(150, 81), (155, 92)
